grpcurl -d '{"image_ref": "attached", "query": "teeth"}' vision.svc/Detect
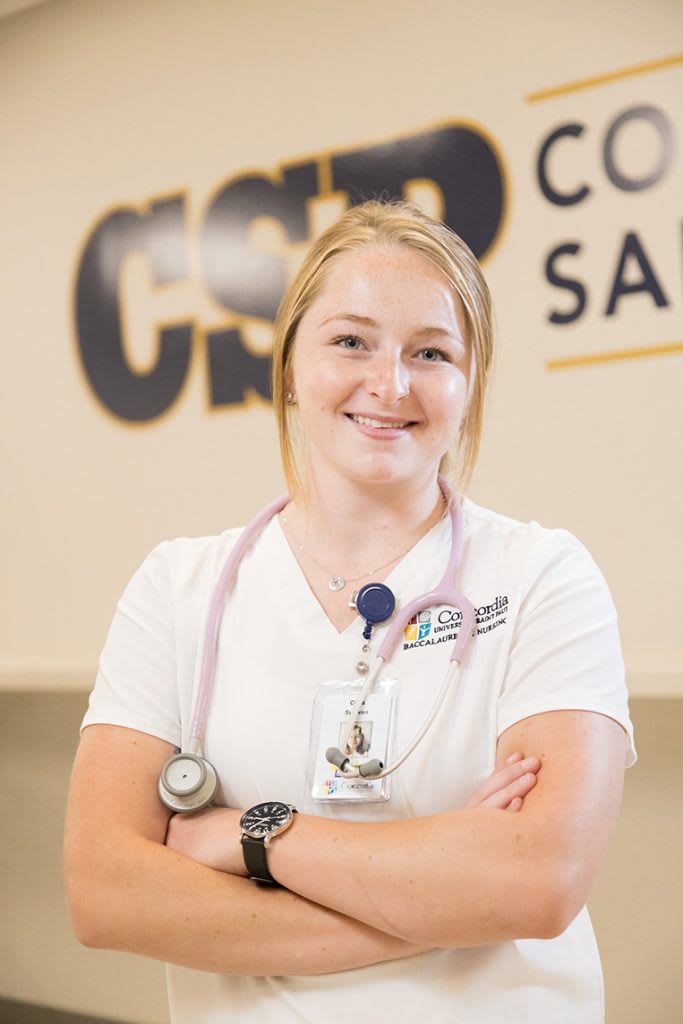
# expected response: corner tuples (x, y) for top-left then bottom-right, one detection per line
(352, 415), (408, 429)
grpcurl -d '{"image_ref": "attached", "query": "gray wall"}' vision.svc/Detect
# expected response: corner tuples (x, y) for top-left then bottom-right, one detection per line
(1, 693), (681, 1023)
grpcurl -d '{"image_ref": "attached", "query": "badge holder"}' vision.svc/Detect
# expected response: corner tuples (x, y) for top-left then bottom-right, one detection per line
(306, 678), (398, 803)
(307, 582), (399, 803)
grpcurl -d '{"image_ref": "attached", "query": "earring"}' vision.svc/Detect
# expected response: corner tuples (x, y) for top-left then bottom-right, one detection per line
(285, 391), (296, 405)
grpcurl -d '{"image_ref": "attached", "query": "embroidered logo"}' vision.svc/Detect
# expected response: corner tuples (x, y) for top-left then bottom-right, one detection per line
(404, 610), (432, 641)
(402, 595), (509, 651)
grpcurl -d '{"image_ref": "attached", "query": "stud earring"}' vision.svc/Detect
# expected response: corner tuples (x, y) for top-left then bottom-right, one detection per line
(285, 391), (296, 405)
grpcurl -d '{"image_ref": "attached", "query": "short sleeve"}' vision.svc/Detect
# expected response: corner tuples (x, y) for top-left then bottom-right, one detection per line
(497, 528), (636, 767)
(82, 542), (181, 747)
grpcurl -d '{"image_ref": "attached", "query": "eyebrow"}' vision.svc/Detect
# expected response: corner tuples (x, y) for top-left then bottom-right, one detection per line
(320, 312), (462, 340)
(319, 313), (378, 328)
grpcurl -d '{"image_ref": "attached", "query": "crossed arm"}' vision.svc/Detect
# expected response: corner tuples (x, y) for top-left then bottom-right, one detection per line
(64, 710), (626, 975)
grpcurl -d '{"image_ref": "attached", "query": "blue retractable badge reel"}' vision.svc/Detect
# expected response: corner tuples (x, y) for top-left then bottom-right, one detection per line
(353, 581), (396, 677)
(355, 582), (396, 638)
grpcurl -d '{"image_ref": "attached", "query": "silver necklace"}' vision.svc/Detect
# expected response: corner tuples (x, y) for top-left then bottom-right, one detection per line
(282, 496), (447, 592)
(286, 533), (413, 591)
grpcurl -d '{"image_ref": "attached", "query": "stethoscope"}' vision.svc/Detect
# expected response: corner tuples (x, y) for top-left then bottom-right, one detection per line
(158, 480), (476, 812)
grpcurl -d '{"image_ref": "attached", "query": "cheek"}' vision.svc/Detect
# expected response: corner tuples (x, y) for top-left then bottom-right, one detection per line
(298, 359), (354, 410)
(420, 381), (468, 452)
(430, 374), (468, 424)
(292, 367), (346, 438)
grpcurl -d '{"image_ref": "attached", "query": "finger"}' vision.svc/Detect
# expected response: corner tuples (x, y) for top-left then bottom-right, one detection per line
(507, 797), (523, 812)
(479, 770), (538, 811)
(471, 756), (540, 805)
(505, 752), (523, 765)
(465, 756), (540, 808)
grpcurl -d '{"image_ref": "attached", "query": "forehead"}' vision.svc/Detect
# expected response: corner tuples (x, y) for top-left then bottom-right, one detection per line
(303, 243), (464, 330)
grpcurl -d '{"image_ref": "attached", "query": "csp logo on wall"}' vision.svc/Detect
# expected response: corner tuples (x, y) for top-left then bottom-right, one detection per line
(74, 54), (682, 423)
(74, 122), (506, 423)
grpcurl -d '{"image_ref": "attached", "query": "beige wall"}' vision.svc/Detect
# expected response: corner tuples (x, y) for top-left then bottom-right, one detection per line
(1, 0), (681, 1021)
(1, 0), (681, 696)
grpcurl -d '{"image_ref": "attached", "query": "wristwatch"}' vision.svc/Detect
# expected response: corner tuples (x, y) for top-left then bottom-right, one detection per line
(239, 801), (297, 886)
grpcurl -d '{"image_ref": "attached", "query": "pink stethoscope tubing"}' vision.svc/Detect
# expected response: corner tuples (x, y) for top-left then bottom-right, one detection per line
(187, 479), (476, 761)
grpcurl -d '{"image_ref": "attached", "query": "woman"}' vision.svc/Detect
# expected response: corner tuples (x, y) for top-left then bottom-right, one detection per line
(65, 200), (635, 1023)
(344, 723), (369, 757)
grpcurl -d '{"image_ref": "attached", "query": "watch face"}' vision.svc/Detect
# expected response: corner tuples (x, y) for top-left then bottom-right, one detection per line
(240, 801), (292, 838)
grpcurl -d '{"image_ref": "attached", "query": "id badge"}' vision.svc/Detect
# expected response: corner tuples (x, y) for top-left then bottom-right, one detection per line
(306, 679), (398, 803)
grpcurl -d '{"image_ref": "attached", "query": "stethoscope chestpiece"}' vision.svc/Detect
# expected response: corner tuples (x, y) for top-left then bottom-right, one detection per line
(158, 751), (218, 813)
(355, 582), (396, 639)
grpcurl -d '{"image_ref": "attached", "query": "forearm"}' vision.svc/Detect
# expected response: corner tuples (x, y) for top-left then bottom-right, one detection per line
(65, 727), (428, 976)
(165, 804), (557, 951)
(269, 807), (560, 947)
(66, 831), (428, 974)
(268, 714), (626, 948)
(163, 754), (549, 952)
(68, 715), (622, 964)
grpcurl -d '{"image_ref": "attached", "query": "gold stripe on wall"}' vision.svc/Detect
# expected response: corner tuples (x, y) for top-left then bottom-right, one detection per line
(526, 52), (683, 103)
(317, 154), (333, 197)
(547, 341), (683, 370)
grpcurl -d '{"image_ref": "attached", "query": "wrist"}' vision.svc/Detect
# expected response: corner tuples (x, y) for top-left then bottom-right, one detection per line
(227, 808), (249, 876)
(164, 805), (248, 876)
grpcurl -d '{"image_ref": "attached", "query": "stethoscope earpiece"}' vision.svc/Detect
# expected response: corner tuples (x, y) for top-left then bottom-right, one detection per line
(326, 746), (385, 778)
(158, 751), (218, 812)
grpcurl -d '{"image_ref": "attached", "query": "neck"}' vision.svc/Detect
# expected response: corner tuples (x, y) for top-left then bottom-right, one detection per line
(283, 466), (447, 573)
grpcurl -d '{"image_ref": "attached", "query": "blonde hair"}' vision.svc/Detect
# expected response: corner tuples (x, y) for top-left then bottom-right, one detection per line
(272, 199), (493, 494)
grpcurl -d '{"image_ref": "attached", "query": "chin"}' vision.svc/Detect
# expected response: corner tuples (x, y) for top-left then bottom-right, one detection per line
(347, 460), (414, 488)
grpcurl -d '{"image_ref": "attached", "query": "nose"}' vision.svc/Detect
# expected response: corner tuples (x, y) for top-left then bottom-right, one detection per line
(366, 349), (410, 405)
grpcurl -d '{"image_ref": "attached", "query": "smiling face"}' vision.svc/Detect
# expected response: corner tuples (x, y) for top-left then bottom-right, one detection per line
(289, 244), (471, 496)
(346, 725), (364, 754)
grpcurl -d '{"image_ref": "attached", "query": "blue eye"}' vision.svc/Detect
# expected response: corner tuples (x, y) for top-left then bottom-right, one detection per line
(418, 347), (448, 362)
(336, 334), (364, 350)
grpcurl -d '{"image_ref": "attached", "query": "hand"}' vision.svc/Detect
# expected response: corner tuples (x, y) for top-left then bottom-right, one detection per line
(466, 753), (541, 812)
(165, 806), (248, 875)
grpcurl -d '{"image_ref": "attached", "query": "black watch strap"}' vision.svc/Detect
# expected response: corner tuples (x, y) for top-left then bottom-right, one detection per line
(241, 836), (279, 886)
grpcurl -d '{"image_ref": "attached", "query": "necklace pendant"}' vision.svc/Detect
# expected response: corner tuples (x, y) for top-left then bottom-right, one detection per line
(355, 660), (369, 675)
(329, 576), (345, 592)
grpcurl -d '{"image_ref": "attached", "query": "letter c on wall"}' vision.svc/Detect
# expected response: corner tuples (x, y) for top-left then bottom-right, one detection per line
(75, 196), (192, 422)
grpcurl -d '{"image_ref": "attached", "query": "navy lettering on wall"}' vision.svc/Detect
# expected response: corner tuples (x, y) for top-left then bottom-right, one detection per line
(331, 126), (504, 260)
(538, 102), (678, 335)
(75, 122), (507, 422)
(206, 328), (273, 405)
(603, 106), (673, 193)
(75, 196), (191, 422)
(545, 242), (587, 324)
(200, 164), (318, 321)
(537, 123), (591, 207)
(604, 231), (669, 315)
